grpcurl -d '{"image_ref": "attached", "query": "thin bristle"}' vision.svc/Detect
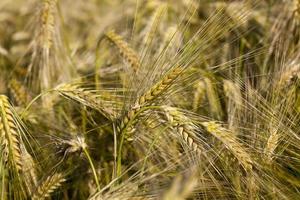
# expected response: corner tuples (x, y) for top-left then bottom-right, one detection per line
(55, 83), (116, 119)
(142, 3), (167, 47)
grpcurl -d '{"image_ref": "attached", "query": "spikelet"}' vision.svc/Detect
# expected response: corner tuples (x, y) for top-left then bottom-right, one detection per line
(32, 173), (65, 200)
(55, 83), (116, 119)
(137, 67), (183, 106)
(293, 0), (300, 18)
(105, 30), (140, 72)
(0, 76), (6, 95)
(14, 66), (28, 77)
(204, 78), (224, 120)
(162, 106), (202, 154)
(264, 127), (280, 163)
(116, 67), (184, 176)
(223, 79), (242, 108)
(27, 0), (74, 93)
(64, 136), (87, 154)
(277, 63), (300, 88)
(0, 95), (22, 173)
(39, 0), (57, 51)
(22, 145), (37, 195)
(193, 80), (206, 111)
(162, 167), (198, 200)
(201, 121), (253, 172)
(25, 0), (58, 92)
(247, 174), (258, 200)
(201, 121), (258, 198)
(119, 67), (183, 133)
(38, 0), (58, 92)
(9, 79), (30, 106)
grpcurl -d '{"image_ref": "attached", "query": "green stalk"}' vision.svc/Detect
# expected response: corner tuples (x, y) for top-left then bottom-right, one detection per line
(140, 125), (169, 177)
(21, 89), (53, 118)
(1, 163), (5, 200)
(82, 147), (100, 191)
(116, 105), (162, 178)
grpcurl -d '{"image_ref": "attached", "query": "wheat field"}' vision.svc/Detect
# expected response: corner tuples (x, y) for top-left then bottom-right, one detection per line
(0, 0), (300, 199)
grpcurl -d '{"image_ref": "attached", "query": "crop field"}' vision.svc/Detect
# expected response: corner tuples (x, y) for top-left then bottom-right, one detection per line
(0, 0), (300, 199)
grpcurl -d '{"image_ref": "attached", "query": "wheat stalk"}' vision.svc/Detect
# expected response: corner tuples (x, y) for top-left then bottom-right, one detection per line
(105, 30), (140, 72)
(0, 95), (22, 173)
(32, 173), (65, 200)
